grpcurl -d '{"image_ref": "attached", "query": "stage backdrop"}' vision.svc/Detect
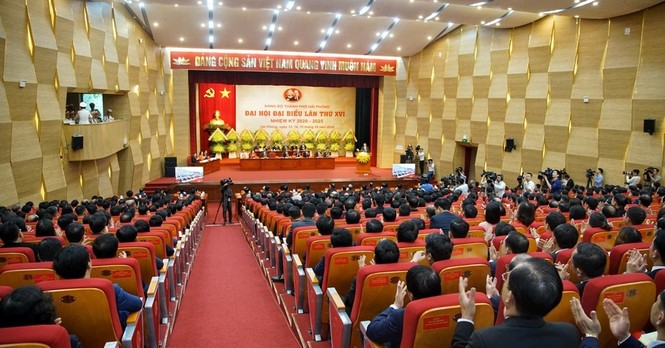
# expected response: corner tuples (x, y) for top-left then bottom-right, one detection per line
(236, 86), (355, 132)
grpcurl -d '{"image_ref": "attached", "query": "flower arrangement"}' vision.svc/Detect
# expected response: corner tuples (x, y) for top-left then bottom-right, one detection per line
(210, 143), (226, 154)
(227, 143), (238, 153)
(330, 143), (341, 152)
(316, 143), (327, 151)
(241, 142), (253, 151)
(287, 130), (301, 145)
(356, 151), (370, 164)
(226, 128), (238, 142)
(329, 130), (341, 142)
(254, 129), (268, 147)
(270, 129), (284, 147)
(302, 129), (315, 150)
(344, 142), (356, 152)
(239, 129), (254, 143)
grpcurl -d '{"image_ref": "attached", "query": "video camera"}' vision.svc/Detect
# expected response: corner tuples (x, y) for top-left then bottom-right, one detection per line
(220, 178), (234, 188)
(585, 168), (595, 178)
(537, 168), (566, 181)
(481, 170), (497, 183)
(644, 167), (657, 181)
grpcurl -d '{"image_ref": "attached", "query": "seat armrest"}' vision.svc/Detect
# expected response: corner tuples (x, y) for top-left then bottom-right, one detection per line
(306, 267), (323, 341)
(293, 254), (306, 313)
(328, 287), (352, 348)
(121, 309), (143, 348)
(360, 320), (385, 348)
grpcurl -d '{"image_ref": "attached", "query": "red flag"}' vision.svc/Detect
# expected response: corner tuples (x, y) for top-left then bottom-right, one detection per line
(198, 83), (236, 151)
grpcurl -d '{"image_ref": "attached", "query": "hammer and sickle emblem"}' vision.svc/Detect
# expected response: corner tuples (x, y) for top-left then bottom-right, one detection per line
(203, 88), (215, 98)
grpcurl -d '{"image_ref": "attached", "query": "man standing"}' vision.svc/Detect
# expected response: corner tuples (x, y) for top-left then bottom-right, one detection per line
(221, 179), (234, 225)
(493, 174), (506, 199)
(594, 168), (604, 189)
(417, 146), (425, 174)
(429, 198), (457, 233)
(76, 102), (91, 124)
(523, 173), (536, 194)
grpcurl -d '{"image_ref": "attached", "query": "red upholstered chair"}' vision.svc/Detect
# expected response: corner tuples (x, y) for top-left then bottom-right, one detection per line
(0, 247), (36, 267)
(136, 232), (169, 259)
(432, 257), (490, 294)
(305, 235), (331, 268)
(91, 258), (145, 298)
(492, 235), (537, 254)
(582, 227), (619, 251)
(397, 293), (493, 348)
(497, 279), (580, 325)
(608, 242), (653, 275)
(292, 226), (320, 260)
(397, 241), (426, 264)
(495, 252), (553, 291)
(416, 228), (440, 241)
(0, 261), (57, 287)
(655, 269), (665, 295)
(337, 224), (365, 243)
(633, 224), (656, 244)
(450, 237), (488, 260)
(37, 278), (143, 348)
(581, 273), (656, 348)
(118, 242), (158, 284)
(382, 222), (400, 232)
(356, 232), (398, 247)
(0, 324), (72, 348)
(467, 226), (485, 238)
(556, 247), (609, 284)
(328, 262), (415, 348)
(306, 246), (374, 341)
(0, 285), (13, 299)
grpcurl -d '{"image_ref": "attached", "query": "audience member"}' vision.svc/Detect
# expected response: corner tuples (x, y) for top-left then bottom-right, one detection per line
(37, 237), (62, 262)
(571, 242), (607, 296)
(313, 228), (353, 283)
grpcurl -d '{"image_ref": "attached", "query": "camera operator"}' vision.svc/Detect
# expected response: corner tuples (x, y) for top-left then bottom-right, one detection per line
(625, 169), (640, 188)
(542, 170), (563, 194)
(220, 178), (234, 225)
(405, 144), (414, 164)
(645, 168), (661, 188)
(455, 167), (467, 186)
(416, 145), (425, 174)
(594, 168), (604, 188)
(493, 174), (506, 198)
(523, 173), (536, 193)
(453, 177), (469, 195)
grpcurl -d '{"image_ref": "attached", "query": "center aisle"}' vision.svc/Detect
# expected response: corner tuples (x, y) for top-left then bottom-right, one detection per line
(168, 222), (300, 347)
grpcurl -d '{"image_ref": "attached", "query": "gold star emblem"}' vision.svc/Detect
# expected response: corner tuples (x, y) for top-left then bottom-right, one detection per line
(220, 88), (231, 98)
(379, 64), (395, 73)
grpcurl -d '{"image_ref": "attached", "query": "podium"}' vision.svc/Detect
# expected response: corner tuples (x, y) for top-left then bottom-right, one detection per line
(355, 151), (371, 175)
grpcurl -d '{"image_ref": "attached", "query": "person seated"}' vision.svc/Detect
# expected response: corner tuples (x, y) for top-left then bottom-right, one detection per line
(412, 233), (453, 265)
(148, 215), (175, 256)
(285, 203), (316, 249)
(0, 286), (82, 348)
(118, 225), (164, 271)
(614, 226), (642, 246)
(313, 228), (353, 284)
(0, 220), (38, 255)
(53, 244), (142, 329)
(541, 223), (579, 262)
(35, 219), (57, 237)
(453, 257), (580, 347)
(430, 198), (457, 233)
(64, 222), (86, 245)
(396, 220), (418, 243)
(344, 239), (400, 315)
(345, 210), (361, 225)
(398, 204), (411, 218)
(89, 212), (109, 235)
(626, 229), (665, 278)
(383, 207), (397, 222)
(570, 242), (607, 296)
(449, 218), (470, 239)
(366, 265), (441, 347)
(365, 219), (383, 233)
(37, 238), (62, 262)
(624, 206), (648, 227)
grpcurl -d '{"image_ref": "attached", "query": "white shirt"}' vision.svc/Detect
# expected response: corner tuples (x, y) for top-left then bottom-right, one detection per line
(418, 150), (425, 161)
(494, 181), (506, 198)
(524, 180), (536, 193)
(626, 175), (640, 187)
(454, 183), (469, 195)
(77, 109), (91, 124)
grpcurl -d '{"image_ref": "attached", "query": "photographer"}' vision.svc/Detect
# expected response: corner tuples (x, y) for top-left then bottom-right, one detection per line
(493, 174), (506, 199)
(455, 167), (467, 186)
(542, 170), (563, 194)
(416, 146), (425, 174)
(453, 177), (469, 195)
(625, 169), (640, 188)
(405, 144), (414, 164)
(594, 168), (604, 188)
(220, 178), (234, 225)
(645, 168), (661, 188)
(523, 173), (536, 193)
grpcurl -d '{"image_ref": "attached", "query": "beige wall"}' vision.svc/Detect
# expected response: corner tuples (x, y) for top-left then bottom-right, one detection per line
(378, 4), (665, 187)
(0, 0), (174, 206)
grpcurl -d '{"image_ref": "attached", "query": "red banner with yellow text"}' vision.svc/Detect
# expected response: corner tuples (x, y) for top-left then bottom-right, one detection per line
(170, 49), (396, 76)
(198, 83), (236, 152)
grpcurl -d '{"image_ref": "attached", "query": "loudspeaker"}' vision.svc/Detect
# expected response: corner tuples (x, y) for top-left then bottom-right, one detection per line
(164, 157), (177, 167)
(164, 166), (175, 177)
(644, 118), (655, 135)
(72, 135), (83, 151)
(504, 138), (516, 152)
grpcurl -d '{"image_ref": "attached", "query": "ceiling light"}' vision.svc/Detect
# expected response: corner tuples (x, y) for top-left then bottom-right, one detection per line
(370, 43), (378, 51)
(351, 10), (355, 14)
(347, 43), (352, 48)
(538, 12), (544, 16)
(277, 5), (282, 9)
(410, 0), (414, 2)
(336, 29), (340, 34)
(174, 4), (179, 7)
(208, 20), (214, 28)
(369, 11), (374, 15)
(495, 23), (500, 26)
(321, 29), (326, 33)
(207, 0), (213, 10)
(238, 38), (243, 43)
(427, 36), (432, 40)
(208, 35), (214, 43)
(575, 0), (581, 3)
(197, 1), (202, 4)
(435, 17), (440, 20)
(376, 32), (380, 36)
(278, 26), (283, 31)
(294, 41), (299, 45)
(218, 2), (223, 5)
(480, 21), (486, 24)
(307, 11), (310, 14)
(296, 6), (301, 10)
(262, 25), (267, 30)
(575, 15), (580, 18)
(358, 6), (370, 15)
(217, 23), (222, 28)
(592, 1), (598, 5)
(138, 2), (144, 8)
(319, 41), (326, 49)
(508, 7), (512, 11)
(389, 33), (393, 38)
(153, 22), (159, 27)
(179, 37), (185, 42)
(242, 7), (246, 10)
(397, 47), (401, 51)
(200, 23), (205, 28)
(418, 15), (423, 19)
(266, 38), (272, 45)
(269, 24), (275, 31)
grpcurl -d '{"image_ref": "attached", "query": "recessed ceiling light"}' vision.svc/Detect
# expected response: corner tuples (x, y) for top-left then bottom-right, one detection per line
(350, 9), (355, 14)
(480, 21), (486, 24)
(321, 29), (325, 33)
(427, 36), (432, 40)
(174, 4), (179, 7)
(435, 17), (439, 20)
(508, 7), (512, 11)
(218, 2), (223, 5)
(179, 37), (185, 42)
(369, 11), (374, 15)
(410, 0), (414, 2)
(217, 23), (222, 28)
(389, 33), (393, 38)
(307, 11), (310, 14)
(277, 5), (282, 9)
(575, 15), (580, 18)
(592, 1), (598, 5)
(296, 6), (301, 10)
(242, 7), (246, 10)
(153, 22), (159, 27)
(477, 6), (482, 9)
(397, 47), (402, 51)
(575, 0), (581, 3)
(238, 38), (243, 43)
(376, 32), (380, 36)
(294, 41), (299, 45)
(418, 15), (423, 19)
(495, 22), (500, 26)
(278, 26), (283, 31)
(347, 43), (352, 48)
(538, 12), (544, 16)
(197, 0), (202, 4)
(262, 25), (267, 30)
(336, 29), (340, 34)
(200, 23), (205, 28)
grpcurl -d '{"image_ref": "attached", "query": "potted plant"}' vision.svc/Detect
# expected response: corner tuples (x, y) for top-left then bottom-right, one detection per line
(315, 130), (328, 152)
(270, 129), (284, 148)
(329, 142), (340, 157)
(210, 142), (226, 157)
(226, 128), (239, 158)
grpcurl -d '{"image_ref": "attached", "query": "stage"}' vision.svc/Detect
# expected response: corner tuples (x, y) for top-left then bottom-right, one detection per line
(145, 157), (419, 201)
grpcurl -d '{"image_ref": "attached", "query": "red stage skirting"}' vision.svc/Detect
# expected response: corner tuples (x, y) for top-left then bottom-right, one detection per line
(144, 158), (419, 200)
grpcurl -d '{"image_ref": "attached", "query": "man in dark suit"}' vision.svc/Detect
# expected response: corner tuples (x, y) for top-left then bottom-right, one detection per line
(366, 265), (441, 347)
(0, 221), (38, 255)
(285, 203), (316, 248)
(453, 257), (579, 348)
(429, 198), (457, 233)
(313, 228), (353, 284)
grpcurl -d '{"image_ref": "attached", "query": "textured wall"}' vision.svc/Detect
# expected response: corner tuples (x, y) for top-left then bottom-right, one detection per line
(0, 0), (173, 206)
(378, 4), (665, 186)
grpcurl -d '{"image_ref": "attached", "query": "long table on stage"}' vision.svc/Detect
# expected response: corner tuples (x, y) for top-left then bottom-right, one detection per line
(239, 157), (335, 171)
(194, 159), (221, 175)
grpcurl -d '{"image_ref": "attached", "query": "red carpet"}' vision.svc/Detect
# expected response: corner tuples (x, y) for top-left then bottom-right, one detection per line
(168, 223), (299, 347)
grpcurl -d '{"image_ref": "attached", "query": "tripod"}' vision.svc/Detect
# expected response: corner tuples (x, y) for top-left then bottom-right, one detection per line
(213, 186), (234, 225)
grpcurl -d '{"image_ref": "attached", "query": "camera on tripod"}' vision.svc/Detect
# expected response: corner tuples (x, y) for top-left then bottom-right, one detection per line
(221, 178), (234, 188)
(585, 169), (595, 178)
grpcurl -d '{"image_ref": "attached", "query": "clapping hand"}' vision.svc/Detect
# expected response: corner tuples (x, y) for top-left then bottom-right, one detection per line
(555, 261), (570, 280)
(603, 298), (631, 342)
(393, 280), (408, 309)
(458, 277), (477, 321)
(541, 238), (556, 254)
(570, 297), (600, 337)
(485, 275), (499, 297)
(411, 250), (427, 263)
(358, 255), (367, 268)
(626, 249), (647, 273)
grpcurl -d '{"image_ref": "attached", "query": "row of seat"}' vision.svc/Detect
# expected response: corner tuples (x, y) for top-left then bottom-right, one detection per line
(241, 201), (665, 348)
(0, 201), (206, 348)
